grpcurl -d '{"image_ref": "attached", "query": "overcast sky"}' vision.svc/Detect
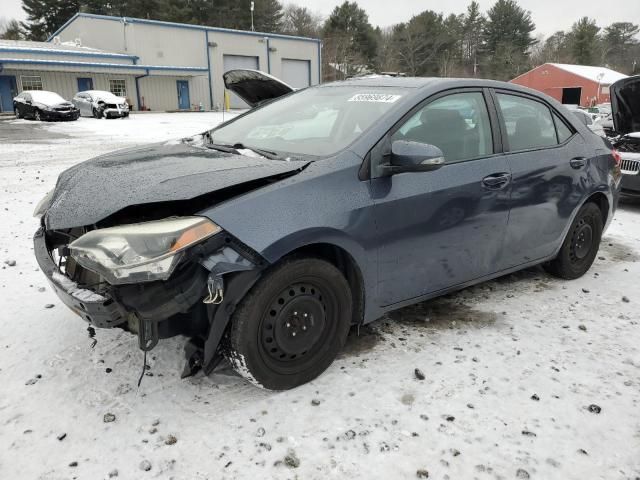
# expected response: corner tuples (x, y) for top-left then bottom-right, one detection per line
(2, 0), (640, 37)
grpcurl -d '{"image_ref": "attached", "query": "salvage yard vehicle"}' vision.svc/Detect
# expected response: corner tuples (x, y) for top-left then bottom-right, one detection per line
(13, 90), (80, 121)
(72, 90), (130, 119)
(609, 75), (640, 198)
(34, 71), (622, 390)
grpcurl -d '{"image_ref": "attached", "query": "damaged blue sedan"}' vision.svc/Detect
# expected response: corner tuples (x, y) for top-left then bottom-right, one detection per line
(34, 71), (621, 390)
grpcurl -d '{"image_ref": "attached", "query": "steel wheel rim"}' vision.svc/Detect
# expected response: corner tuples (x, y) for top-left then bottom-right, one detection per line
(259, 281), (335, 374)
(570, 218), (594, 262)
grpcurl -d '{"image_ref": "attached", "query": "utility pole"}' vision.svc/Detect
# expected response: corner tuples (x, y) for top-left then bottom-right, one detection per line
(251, 1), (255, 32)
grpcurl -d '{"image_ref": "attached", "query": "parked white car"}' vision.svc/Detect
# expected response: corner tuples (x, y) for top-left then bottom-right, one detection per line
(72, 90), (129, 119)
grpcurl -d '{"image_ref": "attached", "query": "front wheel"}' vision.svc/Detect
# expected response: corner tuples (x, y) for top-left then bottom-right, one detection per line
(224, 257), (352, 390)
(543, 202), (603, 279)
(93, 107), (103, 119)
(34, 110), (41, 121)
(14, 107), (21, 119)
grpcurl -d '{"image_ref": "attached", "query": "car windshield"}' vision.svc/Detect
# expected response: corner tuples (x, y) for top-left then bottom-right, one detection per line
(210, 86), (408, 158)
(30, 91), (66, 105)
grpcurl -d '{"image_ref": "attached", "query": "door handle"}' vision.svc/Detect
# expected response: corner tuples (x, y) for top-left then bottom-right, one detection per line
(482, 172), (512, 189)
(570, 157), (587, 169)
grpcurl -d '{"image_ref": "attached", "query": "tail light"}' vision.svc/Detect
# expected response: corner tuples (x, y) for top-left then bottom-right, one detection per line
(612, 149), (622, 168)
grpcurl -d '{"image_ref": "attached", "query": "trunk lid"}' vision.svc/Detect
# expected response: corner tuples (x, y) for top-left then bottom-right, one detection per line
(223, 69), (294, 108)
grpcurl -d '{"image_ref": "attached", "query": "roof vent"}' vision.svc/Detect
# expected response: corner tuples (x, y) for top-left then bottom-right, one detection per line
(74, 38), (82, 47)
(53, 36), (61, 45)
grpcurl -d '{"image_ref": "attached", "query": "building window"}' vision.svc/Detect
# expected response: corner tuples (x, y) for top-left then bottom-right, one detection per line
(109, 79), (127, 97)
(21, 75), (43, 91)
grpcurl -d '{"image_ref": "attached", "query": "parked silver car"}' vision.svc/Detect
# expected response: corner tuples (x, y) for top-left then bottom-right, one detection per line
(72, 90), (129, 119)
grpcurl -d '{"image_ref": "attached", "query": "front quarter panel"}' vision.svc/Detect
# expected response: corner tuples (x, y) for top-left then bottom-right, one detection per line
(201, 152), (378, 313)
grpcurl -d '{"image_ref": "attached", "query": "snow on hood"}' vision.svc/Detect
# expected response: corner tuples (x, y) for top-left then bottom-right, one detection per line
(85, 90), (126, 103)
(44, 139), (309, 230)
(29, 91), (69, 106)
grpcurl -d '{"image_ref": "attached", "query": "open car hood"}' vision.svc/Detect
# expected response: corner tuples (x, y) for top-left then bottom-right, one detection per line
(223, 69), (294, 108)
(44, 138), (308, 230)
(610, 75), (640, 135)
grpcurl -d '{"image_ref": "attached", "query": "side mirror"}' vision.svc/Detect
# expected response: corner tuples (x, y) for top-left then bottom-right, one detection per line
(25, 100), (32, 105)
(382, 140), (445, 175)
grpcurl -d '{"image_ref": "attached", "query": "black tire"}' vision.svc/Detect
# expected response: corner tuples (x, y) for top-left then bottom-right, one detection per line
(543, 202), (603, 279)
(34, 109), (41, 121)
(14, 107), (21, 119)
(224, 257), (352, 390)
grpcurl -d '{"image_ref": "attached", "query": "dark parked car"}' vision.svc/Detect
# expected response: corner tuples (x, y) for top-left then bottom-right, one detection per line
(13, 90), (80, 121)
(609, 75), (640, 197)
(33, 72), (622, 390)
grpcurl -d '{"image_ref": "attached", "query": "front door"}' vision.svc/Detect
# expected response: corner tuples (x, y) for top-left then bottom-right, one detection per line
(372, 90), (511, 306)
(0, 75), (17, 113)
(77, 77), (93, 92)
(177, 80), (190, 110)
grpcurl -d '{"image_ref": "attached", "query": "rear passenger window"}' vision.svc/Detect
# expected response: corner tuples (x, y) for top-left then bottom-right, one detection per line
(553, 113), (574, 143)
(497, 94), (557, 151)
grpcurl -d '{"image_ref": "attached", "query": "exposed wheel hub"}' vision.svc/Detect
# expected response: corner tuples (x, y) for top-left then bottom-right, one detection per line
(262, 283), (327, 361)
(572, 220), (593, 260)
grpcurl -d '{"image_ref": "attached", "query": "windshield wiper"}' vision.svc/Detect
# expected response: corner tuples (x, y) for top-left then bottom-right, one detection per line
(206, 142), (281, 160)
(231, 143), (281, 160)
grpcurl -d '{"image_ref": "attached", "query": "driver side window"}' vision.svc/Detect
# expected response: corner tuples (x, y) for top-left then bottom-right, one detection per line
(392, 92), (494, 163)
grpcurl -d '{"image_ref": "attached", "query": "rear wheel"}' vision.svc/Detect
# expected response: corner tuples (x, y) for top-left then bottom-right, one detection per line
(224, 257), (352, 390)
(14, 107), (21, 119)
(543, 202), (603, 279)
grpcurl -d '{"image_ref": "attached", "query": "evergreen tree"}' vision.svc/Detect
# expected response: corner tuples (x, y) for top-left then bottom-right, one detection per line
(323, 1), (378, 77)
(567, 17), (600, 65)
(461, 1), (485, 76)
(602, 22), (639, 71)
(483, 0), (536, 80)
(22, 0), (81, 41)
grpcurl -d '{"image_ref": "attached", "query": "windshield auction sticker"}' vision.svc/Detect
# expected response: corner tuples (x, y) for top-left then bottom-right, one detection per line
(348, 93), (402, 103)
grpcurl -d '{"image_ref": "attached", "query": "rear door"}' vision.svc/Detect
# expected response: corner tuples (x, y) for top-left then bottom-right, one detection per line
(493, 90), (587, 268)
(372, 89), (512, 306)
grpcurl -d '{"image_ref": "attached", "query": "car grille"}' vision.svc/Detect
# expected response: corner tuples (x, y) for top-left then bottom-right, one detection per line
(55, 107), (72, 112)
(621, 157), (640, 175)
(106, 103), (117, 109)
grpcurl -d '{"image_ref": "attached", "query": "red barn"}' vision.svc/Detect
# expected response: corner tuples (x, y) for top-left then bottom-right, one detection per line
(510, 63), (628, 107)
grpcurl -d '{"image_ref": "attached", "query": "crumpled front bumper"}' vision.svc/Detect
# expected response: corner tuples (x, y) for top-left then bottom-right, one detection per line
(33, 227), (127, 328)
(103, 107), (129, 118)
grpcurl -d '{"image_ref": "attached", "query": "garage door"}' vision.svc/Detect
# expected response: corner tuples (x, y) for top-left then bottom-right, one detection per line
(281, 59), (311, 89)
(223, 55), (259, 109)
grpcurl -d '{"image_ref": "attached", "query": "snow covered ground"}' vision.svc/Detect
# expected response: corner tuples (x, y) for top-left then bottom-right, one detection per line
(0, 113), (639, 480)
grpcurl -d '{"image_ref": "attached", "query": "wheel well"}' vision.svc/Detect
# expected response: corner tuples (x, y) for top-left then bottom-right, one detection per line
(585, 192), (609, 224)
(284, 243), (365, 326)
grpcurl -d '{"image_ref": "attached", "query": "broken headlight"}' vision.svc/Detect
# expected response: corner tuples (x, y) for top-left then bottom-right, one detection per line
(69, 217), (221, 284)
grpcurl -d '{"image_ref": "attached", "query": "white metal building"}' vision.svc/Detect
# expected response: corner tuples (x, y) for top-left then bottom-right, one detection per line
(0, 13), (321, 113)
(54, 13), (320, 111)
(0, 38), (208, 113)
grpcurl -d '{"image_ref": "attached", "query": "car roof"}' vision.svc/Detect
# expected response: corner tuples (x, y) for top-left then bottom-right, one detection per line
(316, 76), (549, 101)
(317, 76), (519, 90)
